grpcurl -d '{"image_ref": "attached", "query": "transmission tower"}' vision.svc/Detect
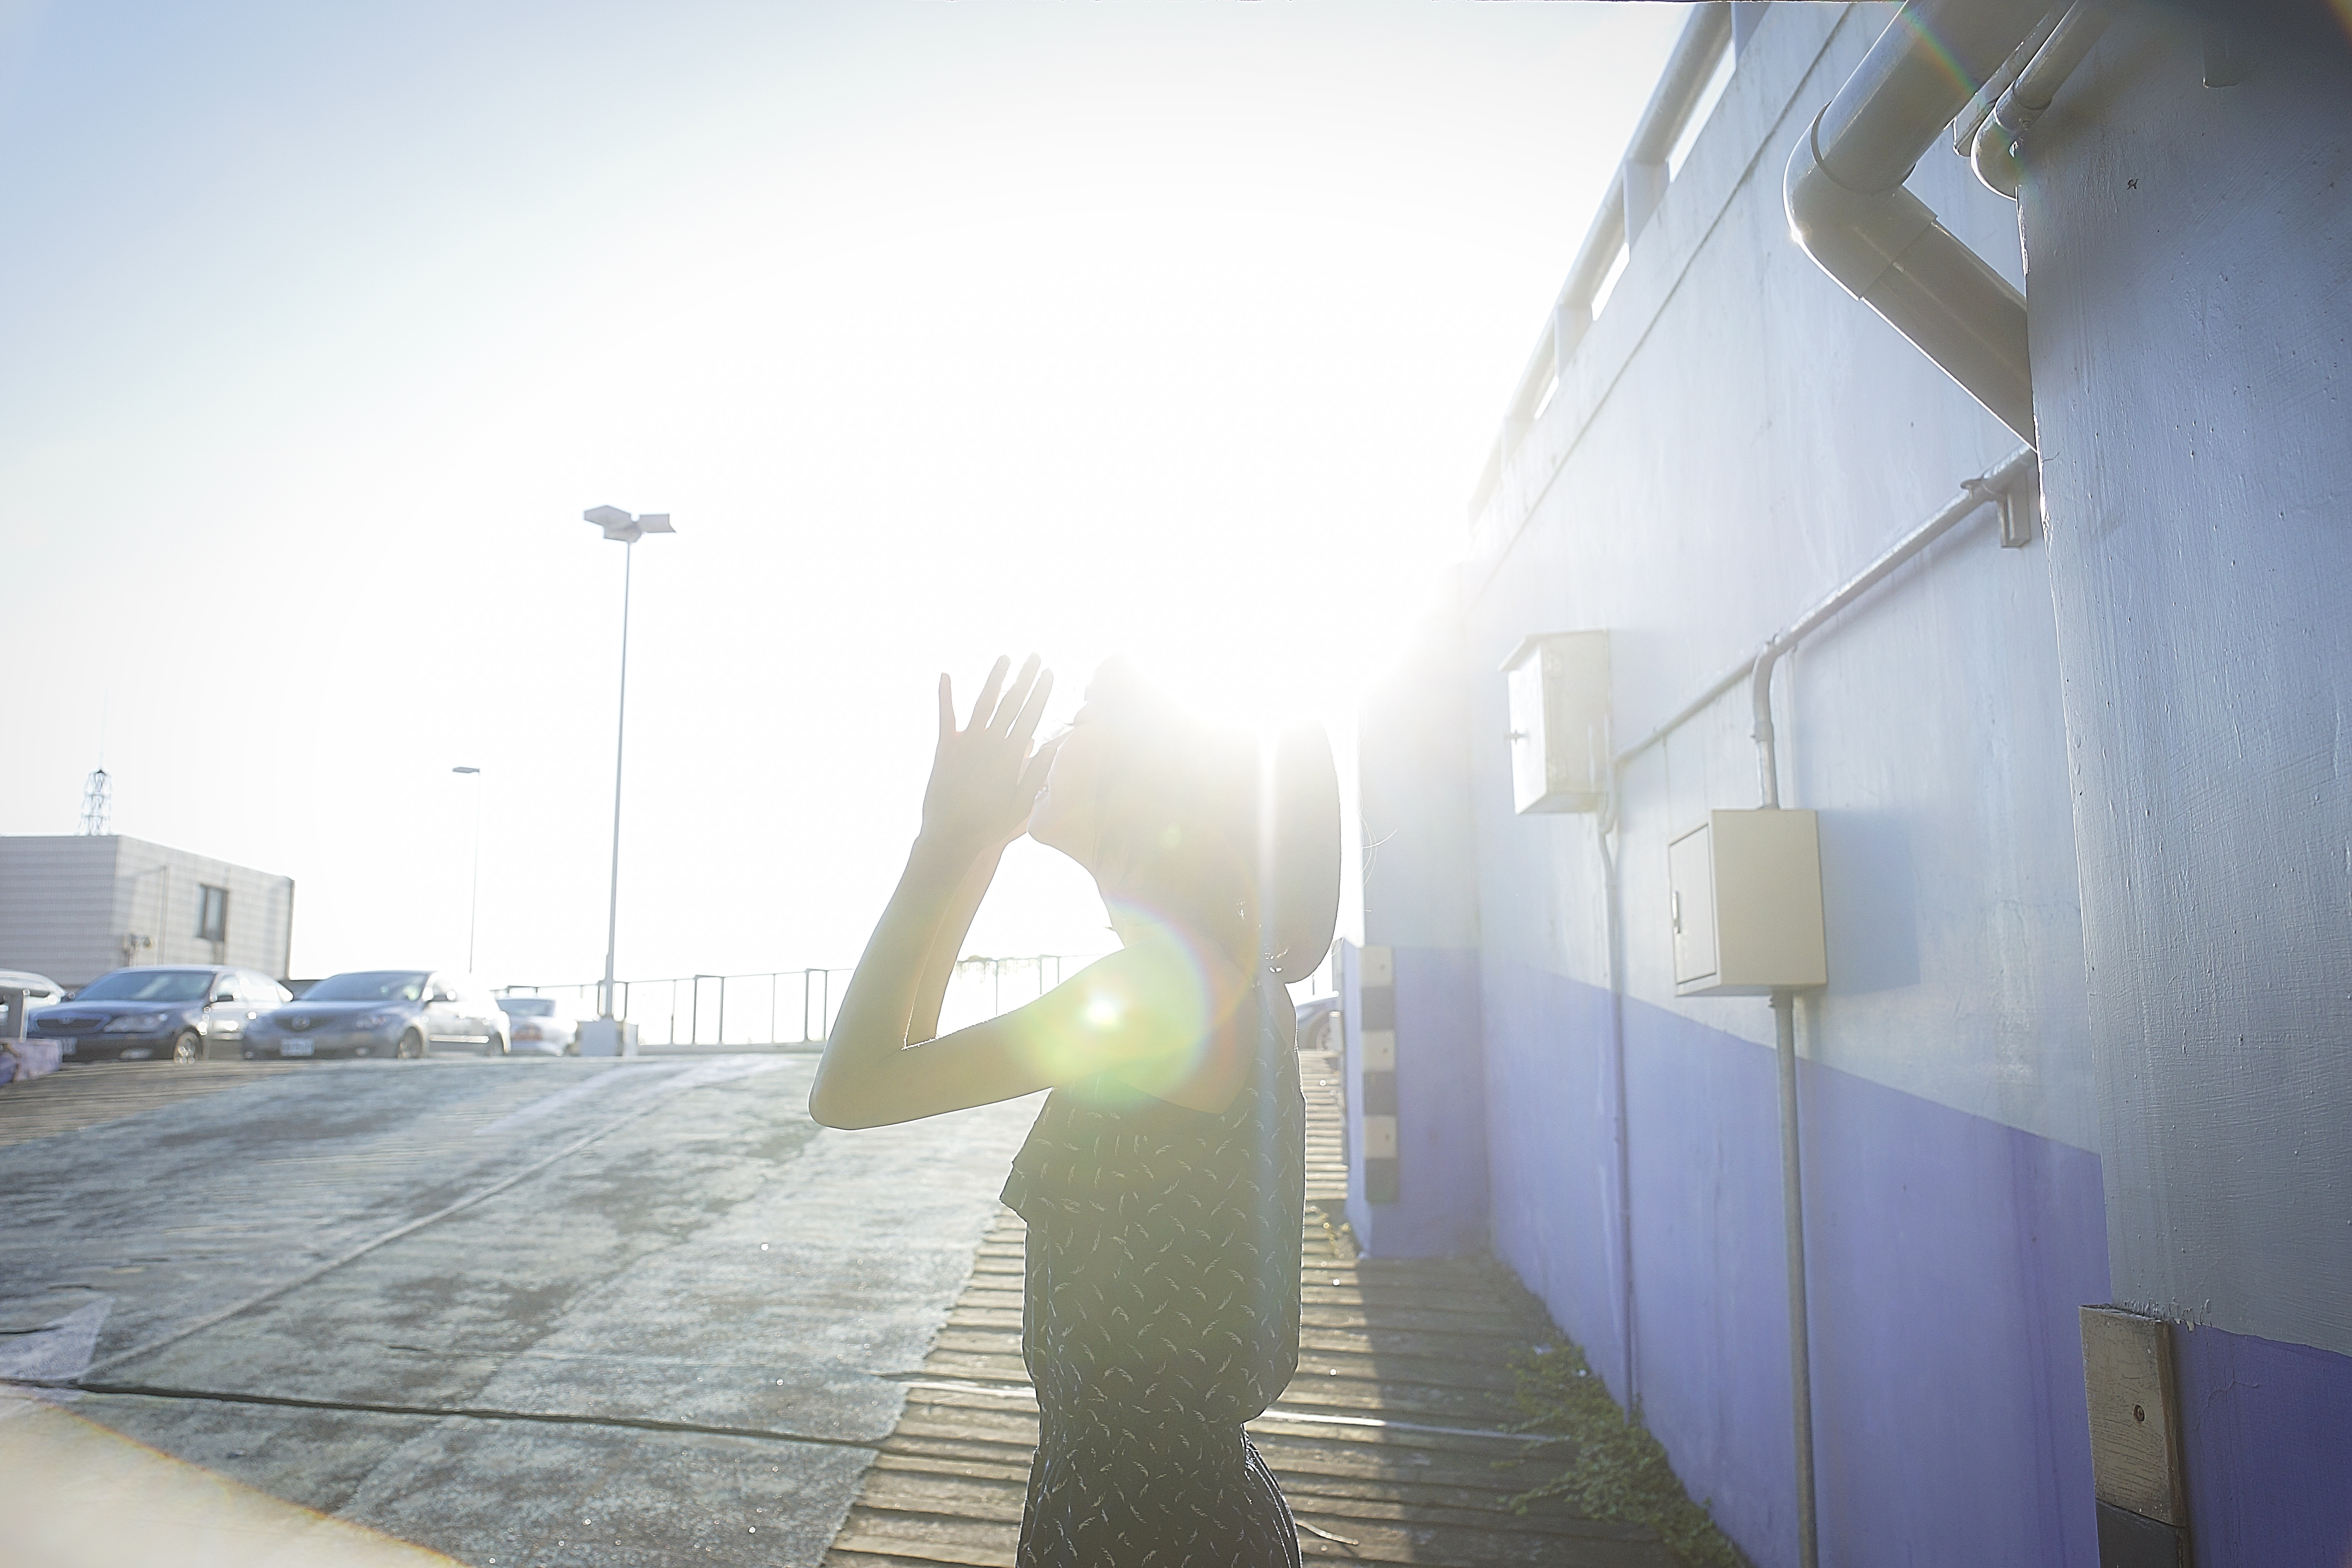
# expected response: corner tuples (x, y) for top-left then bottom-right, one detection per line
(79, 768), (111, 835)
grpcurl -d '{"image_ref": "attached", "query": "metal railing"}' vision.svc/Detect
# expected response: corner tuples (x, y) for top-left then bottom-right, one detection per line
(501, 953), (1107, 1050)
(1470, 3), (1742, 523)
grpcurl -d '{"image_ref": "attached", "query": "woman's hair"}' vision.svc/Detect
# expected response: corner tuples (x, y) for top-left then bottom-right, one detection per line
(1083, 659), (1340, 983)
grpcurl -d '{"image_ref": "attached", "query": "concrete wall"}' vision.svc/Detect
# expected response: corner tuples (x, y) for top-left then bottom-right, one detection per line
(1342, 595), (1490, 1256)
(1357, 5), (2352, 1560)
(1416, 5), (2116, 1564)
(0, 835), (294, 985)
(2021, 10), (2352, 1563)
(0, 836), (120, 987)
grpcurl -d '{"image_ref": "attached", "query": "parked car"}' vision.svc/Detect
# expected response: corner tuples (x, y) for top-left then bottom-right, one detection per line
(0, 969), (67, 1036)
(1294, 995), (1341, 1053)
(29, 965), (291, 1063)
(244, 970), (508, 1060)
(495, 996), (577, 1057)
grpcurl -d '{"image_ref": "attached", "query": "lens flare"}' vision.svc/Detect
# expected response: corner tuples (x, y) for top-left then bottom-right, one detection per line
(1013, 900), (1237, 1102)
(1888, 9), (1993, 99)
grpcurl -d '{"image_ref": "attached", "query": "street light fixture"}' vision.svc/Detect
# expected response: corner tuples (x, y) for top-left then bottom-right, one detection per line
(452, 766), (483, 975)
(584, 506), (675, 1025)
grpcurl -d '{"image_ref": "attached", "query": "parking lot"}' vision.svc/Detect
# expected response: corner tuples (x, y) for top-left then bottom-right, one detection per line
(0, 1054), (1039, 1567)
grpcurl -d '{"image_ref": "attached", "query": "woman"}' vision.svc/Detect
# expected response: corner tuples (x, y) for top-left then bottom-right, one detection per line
(810, 653), (1340, 1568)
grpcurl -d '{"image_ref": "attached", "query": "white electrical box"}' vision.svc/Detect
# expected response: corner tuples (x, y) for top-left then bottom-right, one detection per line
(1501, 631), (1610, 814)
(1668, 809), (1828, 996)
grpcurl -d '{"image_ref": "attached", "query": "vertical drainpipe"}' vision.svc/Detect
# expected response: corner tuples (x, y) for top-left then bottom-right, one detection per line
(1751, 634), (1822, 1568)
(1769, 5), (2052, 1559)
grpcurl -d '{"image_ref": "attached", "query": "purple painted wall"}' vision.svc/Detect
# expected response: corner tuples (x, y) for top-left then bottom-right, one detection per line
(1483, 956), (2111, 1568)
(1380, 945), (1489, 1257)
(1479, 958), (1625, 1376)
(2174, 1323), (2352, 1568)
(1337, 941), (1491, 1259)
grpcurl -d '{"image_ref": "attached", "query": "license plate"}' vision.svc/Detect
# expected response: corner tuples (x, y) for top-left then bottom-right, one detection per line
(280, 1039), (315, 1057)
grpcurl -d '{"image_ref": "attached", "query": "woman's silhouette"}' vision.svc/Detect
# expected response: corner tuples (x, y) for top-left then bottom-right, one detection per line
(812, 653), (1340, 1568)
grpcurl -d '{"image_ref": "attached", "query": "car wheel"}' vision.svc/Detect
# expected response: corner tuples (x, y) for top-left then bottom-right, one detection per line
(397, 1029), (425, 1060)
(487, 1033), (508, 1058)
(171, 1029), (203, 1065)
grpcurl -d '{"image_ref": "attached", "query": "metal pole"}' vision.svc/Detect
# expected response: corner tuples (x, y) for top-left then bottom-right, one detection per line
(600, 539), (633, 1020)
(1773, 988), (1820, 1568)
(466, 773), (483, 974)
(1597, 804), (1640, 1416)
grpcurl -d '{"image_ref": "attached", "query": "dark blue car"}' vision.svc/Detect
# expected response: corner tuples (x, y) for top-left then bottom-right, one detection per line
(31, 965), (291, 1063)
(243, 969), (509, 1060)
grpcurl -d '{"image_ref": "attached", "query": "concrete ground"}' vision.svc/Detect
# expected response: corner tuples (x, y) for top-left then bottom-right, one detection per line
(0, 1055), (1040, 1568)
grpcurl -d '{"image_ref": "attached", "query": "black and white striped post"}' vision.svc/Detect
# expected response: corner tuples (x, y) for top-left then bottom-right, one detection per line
(1356, 945), (1399, 1204)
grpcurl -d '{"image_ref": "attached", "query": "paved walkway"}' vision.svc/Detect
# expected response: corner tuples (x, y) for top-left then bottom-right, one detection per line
(822, 1049), (1678, 1568)
(2, 1055), (1038, 1568)
(0, 1060), (303, 1149)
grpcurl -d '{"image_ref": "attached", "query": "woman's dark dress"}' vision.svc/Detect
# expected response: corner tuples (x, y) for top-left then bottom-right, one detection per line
(1000, 978), (1306, 1568)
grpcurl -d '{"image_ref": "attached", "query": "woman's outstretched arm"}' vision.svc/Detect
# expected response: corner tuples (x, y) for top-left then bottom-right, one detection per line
(904, 846), (1003, 1046)
(808, 657), (1058, 1129)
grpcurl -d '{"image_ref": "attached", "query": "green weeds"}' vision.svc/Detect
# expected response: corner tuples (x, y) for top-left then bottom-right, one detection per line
(1501, 1339), (1749, 1568)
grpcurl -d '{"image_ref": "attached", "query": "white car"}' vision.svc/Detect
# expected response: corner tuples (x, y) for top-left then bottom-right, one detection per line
(495, 996), (578, 1056)
(0, 969), (67, 1036)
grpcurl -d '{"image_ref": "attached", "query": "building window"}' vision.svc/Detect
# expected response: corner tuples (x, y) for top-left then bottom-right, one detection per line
(197, 884), (229, 943)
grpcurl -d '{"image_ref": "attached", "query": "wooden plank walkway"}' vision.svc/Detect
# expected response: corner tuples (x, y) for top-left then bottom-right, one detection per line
(824, 1050), (1679, 1568)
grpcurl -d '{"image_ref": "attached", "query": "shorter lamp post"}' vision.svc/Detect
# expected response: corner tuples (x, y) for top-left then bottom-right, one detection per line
(452, 766), (483, 974)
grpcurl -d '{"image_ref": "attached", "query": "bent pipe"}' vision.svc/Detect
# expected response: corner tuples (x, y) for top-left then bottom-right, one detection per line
(1749, 443), (2038, 806)
(1974, 3), (2116, 200)
(1784, 0), (2051, 446)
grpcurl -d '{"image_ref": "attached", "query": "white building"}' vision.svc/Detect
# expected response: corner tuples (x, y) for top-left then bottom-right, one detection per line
(0, 835), (295, 988)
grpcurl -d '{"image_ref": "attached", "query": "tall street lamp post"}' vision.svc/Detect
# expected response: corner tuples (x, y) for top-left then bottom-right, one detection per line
(583, 506), (675, 1025)
(451, 766), (483, 974)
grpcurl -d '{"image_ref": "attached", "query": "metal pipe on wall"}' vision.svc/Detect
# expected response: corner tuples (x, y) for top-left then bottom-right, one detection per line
(1597, 442), (2033, 1568)
(1749, 445), (2037, 806)
(1595, 807), (1641, 1417)
(1769, 989), (1816, 1568)
(1615, 446), (2038, 779)
(1953, 10), (2066, 160)
(1973, 4), (2116, 199)
(1740, 446), (2031, 1568)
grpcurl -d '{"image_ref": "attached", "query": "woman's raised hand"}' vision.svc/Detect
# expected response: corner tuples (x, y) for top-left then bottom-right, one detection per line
(920, 655), (1058, 856)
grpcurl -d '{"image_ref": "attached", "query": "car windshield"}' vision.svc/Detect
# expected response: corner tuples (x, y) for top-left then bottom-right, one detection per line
(497, 998), (554, 1017)
(74, 969), (214, 1002)
(303, 971), (429, 1003)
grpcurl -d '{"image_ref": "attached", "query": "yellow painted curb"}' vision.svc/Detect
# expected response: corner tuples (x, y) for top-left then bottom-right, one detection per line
(0, 1403), (461, 1568)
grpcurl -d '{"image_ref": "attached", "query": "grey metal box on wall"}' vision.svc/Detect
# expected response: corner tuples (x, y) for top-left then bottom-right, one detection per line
(1668, 809), (1827, 997)
(1500, 631), (1609, 814)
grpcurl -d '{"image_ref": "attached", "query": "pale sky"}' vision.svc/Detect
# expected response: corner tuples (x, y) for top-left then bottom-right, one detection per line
(0, 0), (1686, 989)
